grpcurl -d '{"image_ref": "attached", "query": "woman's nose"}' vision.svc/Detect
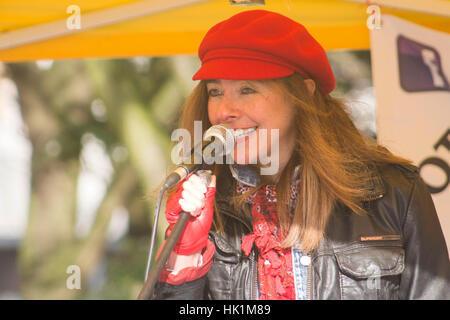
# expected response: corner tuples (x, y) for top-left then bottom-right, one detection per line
(214, 95), (240, 124)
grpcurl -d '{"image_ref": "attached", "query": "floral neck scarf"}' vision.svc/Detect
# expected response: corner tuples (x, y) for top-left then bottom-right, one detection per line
(237, 175), (300, 300)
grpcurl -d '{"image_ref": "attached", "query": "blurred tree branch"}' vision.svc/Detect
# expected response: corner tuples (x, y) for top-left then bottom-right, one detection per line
(7, 55), (197, 299)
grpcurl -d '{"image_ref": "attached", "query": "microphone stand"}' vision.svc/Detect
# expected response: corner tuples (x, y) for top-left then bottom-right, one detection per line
(137, 210), (191, 300)
(137, 169), (212, 300)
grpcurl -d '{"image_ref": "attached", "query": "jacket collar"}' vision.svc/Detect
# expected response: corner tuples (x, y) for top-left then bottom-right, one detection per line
(226, 163), (386, 201)
(363, 165), (386, 201)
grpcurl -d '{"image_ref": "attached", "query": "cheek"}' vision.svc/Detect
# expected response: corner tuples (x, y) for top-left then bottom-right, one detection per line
(271, 99), (296, 131)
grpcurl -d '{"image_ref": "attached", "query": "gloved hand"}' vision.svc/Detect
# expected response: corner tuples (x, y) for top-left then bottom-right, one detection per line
(165, 173), (216, 255)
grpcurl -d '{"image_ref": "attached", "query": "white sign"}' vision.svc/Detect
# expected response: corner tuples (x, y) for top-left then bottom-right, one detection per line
(371, 14), (450, 250)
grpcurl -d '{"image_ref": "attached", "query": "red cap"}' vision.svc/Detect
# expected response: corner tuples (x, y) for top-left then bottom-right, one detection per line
(193, 10), (335, 95)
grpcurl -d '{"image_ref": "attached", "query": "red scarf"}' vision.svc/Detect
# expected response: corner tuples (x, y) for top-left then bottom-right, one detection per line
(238, 182), (298, 300)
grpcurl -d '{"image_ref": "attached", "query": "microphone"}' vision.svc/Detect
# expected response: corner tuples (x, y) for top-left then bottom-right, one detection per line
(162, 124), (235, 189)
(142, 124), (234, 287)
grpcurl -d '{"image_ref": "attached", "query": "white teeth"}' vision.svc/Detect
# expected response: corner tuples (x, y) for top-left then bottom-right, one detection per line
(234, 127), (257, 138)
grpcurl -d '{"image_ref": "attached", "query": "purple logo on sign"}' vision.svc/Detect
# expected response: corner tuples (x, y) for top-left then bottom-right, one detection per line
(397, 35), (450, 92)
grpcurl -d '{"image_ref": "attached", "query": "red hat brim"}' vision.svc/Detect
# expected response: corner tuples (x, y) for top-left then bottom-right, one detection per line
(192, 57), (295, 81)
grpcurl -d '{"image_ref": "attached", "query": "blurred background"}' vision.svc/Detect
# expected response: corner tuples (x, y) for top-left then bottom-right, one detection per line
(0, 50), (375, 299)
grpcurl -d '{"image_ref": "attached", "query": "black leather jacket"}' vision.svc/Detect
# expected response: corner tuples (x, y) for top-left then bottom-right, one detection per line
(156, 163), (450, 300)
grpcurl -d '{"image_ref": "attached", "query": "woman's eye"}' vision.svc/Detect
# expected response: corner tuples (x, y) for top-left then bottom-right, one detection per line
(207, 88), (222, 97)
(240, 87), (256, 94)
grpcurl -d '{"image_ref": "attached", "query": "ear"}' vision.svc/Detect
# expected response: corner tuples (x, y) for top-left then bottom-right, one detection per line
(304, 79), (316, 95)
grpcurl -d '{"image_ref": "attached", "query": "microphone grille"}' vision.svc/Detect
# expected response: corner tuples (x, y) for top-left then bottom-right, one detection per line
(203, 124), (235, 157)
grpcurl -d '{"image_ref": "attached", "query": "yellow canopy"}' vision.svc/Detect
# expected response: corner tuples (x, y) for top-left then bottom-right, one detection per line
(0, 0), (449, 62)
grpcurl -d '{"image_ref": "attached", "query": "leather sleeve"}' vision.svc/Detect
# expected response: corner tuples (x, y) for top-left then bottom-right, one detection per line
(399, 172), (450, 299)
(153, 239), (215, 300)
(154, 276), (207, 300)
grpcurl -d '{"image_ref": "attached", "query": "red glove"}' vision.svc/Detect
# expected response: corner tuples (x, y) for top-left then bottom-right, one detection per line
(165, 173), (216, 255)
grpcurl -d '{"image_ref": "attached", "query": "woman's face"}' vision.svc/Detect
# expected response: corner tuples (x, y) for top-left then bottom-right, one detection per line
(206, 79), (297, 179)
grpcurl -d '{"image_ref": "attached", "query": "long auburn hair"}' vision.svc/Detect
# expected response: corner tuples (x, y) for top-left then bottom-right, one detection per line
(172, 72), (414, 253)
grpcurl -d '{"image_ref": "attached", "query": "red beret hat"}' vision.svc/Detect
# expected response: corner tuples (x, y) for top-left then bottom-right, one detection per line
(193, 10), (336, 95)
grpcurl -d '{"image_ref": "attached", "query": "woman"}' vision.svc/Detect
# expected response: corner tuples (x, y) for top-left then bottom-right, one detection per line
(155, 10), (450, 300)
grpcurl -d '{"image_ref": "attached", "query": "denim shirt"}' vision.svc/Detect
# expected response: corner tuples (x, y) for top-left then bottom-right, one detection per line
(291, 248), (310, 300)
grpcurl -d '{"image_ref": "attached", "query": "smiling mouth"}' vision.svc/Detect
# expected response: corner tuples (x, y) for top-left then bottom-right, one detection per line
(233, 126), (258, 139)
